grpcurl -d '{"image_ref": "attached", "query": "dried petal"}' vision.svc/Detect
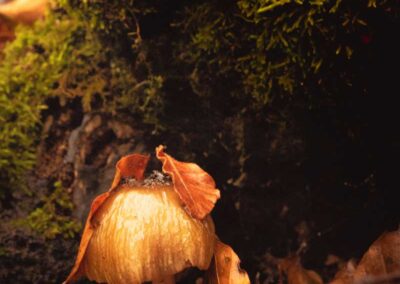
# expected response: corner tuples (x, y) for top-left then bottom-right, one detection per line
(207, 239), (250, 284)
(110, 153), (150, 189)
(64, 154), (149, 283)
(156, 145), (220, 219)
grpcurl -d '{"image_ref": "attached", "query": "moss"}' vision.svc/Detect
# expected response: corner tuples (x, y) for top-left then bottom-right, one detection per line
(14, 181), (81, 239)
(0, 1), (164, 197)
(0, 5), (91, 195)
(0, 245), (6, 256)
(175, 0), (394, 106)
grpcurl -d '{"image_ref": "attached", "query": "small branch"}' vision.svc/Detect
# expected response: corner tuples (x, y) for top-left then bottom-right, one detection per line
(131, 80), (150, 92)
(131, 12), (142, 43)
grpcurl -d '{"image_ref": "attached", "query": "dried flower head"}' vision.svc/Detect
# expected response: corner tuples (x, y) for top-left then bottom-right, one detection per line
(64, 146), (249, 284)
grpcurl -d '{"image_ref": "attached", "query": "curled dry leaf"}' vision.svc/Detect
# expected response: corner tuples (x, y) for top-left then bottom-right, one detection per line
(354, 230), (400, 280)
(331, 229), (400, 284)
(156, 145), (221, 220)
(110, 153), (150, 190)
(279, 256), (323, 284)
(206, 239), (250, 284)
(64, 154), (149, 284)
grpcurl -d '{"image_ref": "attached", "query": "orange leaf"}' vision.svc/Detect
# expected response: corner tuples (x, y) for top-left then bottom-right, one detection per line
(330, 229), (400, 284)
(207, 239), (250, 284)
(110, 153), (150, 189)
(64, 153), (149, 284)
(155, 145), (220, 219)
(279, 256), (323, 284)
(354, 230), (400, 280)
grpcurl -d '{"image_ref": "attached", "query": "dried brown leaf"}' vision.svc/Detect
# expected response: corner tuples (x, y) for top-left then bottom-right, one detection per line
(279, 256), (323, 284)
(207, 239), (250, 284)
(354, 230), (400, 281)
(64, 153), (149, 283)
(156, 145), (220, 219)
(331, 229), (400, 284)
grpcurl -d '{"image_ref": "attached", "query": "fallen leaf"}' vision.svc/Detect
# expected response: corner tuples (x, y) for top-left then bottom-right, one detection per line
(156, 145), (220, 219)
(330, 260), (357, 284)
(330, 229), (400, 284)
(279, 256), (323, 284)
(206, 239), (250, 284)
(354, 230), (400, 281)
(64, 153), (149, 283)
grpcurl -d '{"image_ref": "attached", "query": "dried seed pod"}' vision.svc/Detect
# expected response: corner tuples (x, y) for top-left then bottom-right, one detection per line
(65, 148), (249, 284)
(83, 185), (215, 283)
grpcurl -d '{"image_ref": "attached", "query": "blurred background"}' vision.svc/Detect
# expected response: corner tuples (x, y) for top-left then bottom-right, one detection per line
(1, 0), (399, 283)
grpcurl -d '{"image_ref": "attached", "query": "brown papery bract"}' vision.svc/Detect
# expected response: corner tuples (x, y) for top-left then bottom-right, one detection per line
(156, 145), (221, 220)
(206, 239), (251, 284)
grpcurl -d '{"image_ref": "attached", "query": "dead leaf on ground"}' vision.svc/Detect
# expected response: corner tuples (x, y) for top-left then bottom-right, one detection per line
(156, 145), (220, 220)
(206, 239), (250, 284)
(331, 229), (400, 284)
(279, 255), (323, 284)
